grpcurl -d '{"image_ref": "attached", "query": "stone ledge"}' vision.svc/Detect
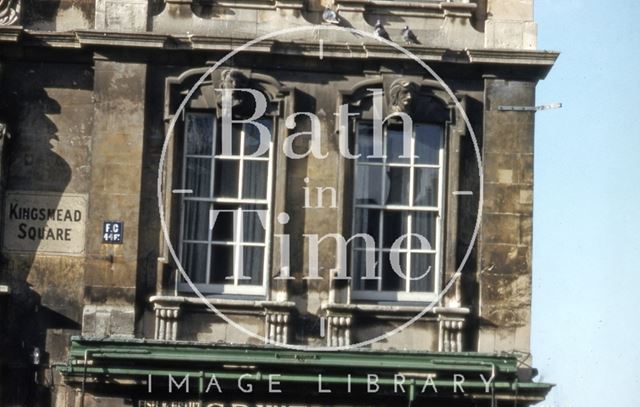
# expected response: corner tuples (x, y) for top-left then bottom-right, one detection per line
(336, 0), (476, 17)
(466, 48), (558, 66)
(150, 294), (295, 311)
(323, 302), (470, 316)
(0, 25), (21, 42)
(1, 28), (558, 63)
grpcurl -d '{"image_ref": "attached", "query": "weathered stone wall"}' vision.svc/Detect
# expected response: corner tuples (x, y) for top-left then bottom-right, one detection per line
(477, 78), (536, 355)
(13, 1), (538, 51)
(0, 0), (554, 404)
(1, 61), (94, 405)
(23, 0), (94, 30)
(485, 0), (537, 49)
(82, 54), (147, 338)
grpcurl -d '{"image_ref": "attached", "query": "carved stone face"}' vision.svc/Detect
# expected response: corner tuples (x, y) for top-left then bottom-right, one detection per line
(388, 79), (418, 113)
(218, 69), (248, 109)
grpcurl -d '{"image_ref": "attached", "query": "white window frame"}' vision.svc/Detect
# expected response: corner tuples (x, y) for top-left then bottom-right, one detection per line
(351, 121), (445, 303)
(177, 112), (274, 297)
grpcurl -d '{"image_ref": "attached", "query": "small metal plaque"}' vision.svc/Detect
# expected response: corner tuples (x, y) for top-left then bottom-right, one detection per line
(102, 221), (123, 244)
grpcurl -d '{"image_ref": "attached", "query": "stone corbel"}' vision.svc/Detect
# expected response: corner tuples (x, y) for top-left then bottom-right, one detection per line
(154, 302), (181, 341)
(325, 312), (352, 347)
(0, 0), (20, 26)
(437, 309), (468, 352)
(265, 310), (290, 344)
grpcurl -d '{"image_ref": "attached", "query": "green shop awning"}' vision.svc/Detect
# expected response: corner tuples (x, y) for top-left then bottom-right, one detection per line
(57, 336), (553, 406)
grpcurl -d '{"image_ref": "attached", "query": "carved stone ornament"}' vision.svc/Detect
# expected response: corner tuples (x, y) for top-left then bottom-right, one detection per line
(0, 0), (20, 26)
(326, 313), (352, 347)
(388, 78), (419, 114)
(154, 303), (181, 341)
(215, 68), (251, 113)
(265, 310), (290, 344)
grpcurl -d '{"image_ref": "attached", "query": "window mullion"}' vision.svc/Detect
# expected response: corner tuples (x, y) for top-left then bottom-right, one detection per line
(206, 119), (218, 284)
(262, 124), (275, 293)
(233, 207), (243, 287)
(406, 125), (417, 293)
(436, 129), (445, 295)
(378, 125), (389, 292)
(234, 127), (247, 286)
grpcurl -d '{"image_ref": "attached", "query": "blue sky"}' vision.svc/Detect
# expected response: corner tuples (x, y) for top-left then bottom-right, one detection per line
(532, 1), (640, 406)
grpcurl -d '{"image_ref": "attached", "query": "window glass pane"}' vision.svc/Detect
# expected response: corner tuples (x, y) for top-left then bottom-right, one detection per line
(381, 251), (405, 292)
(183, 200), (210, 241)
(242, 161), (268, 199)
(353, 208), (380, 248)
(215, 123), (242, 156)
(414, 124), (441, 165)
(242, 206), (267, 243)
(352, 121), (444, 296)
(239, 246), (264, 286)
(210, 245), (234, 283)
(182, 243), (208, 284)
(411, 212), (437, 251)
(386, 128), (410, 164)
(185, 113), (213, 155)
(385, 167), (410, 205)
(244, 119), (271, 157)
(352, 249), (378, 291)
(382, 211), (408, 249)
(409, 253), (435, 292)
(213, 159), (239, 198)
(413, 168), (439, 207)
(210, 204), (235, 242)
(355, 164), (384, 205)
(185, 158), (211, 198)
(357, 122), (382, 162)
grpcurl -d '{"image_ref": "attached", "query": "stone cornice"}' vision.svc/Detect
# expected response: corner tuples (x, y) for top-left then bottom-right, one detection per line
(466, 48), (559, 67)
(336, 0), (476, 18)
(0, 28), (559, 76)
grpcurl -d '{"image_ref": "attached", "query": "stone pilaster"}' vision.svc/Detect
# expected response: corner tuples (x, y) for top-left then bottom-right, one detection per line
(477, 78), (536, 355)
(82, 54), (147, 337)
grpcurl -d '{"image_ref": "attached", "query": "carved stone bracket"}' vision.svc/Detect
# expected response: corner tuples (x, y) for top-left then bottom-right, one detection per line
(326, 313), (352, 347)
(438, 314), (465, 352)
(154, 303), (181, 341)
(265, 310), (290, 344)
(0, 0), (20, 26)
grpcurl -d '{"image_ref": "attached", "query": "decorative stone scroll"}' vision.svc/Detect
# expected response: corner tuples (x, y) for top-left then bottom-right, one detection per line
(326, 313), (352, 347)
(154, 303), (181, 341)
(0, 0), (19, 26)
(265, 310), (290, 344)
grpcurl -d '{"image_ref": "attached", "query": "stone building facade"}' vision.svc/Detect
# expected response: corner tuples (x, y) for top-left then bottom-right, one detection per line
(0, 0), (557, 406)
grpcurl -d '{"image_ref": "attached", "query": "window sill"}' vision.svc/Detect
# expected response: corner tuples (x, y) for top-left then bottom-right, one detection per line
(323, 302), (470, 318)
(150, 295), (295, 312)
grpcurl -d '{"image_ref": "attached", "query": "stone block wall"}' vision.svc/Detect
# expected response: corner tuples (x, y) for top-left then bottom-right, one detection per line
(477, 78), (536, 355)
